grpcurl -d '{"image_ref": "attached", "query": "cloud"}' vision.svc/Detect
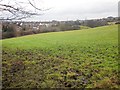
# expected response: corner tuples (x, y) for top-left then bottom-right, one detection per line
(22, 0), (119, 21)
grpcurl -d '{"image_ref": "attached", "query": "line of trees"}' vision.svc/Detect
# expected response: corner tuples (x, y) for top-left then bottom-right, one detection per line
(1, 16), (119, 39)
(1, 21), (81, 39)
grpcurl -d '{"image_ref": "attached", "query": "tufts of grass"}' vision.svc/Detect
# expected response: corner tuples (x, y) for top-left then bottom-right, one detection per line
(1, 25), (119, 88)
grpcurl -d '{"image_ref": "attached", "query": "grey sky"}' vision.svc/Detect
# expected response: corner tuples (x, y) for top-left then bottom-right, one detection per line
(40, 0), (119, 20)
(0, 0), (119, 21)
(34, 0), (118, 21)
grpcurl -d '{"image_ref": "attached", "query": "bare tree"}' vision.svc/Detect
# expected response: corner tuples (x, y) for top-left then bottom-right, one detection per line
(0, 0), (47, 20)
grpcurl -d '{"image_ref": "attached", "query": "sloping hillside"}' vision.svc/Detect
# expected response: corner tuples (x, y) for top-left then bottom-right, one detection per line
(2, 25), (119, 88)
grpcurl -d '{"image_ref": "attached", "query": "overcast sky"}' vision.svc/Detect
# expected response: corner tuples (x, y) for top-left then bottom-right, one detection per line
(1, 0), (119, 21)
(34, 0), (119, 21)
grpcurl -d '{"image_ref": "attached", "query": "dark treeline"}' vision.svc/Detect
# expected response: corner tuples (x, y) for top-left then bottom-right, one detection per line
(1, 20), (81, 39)
(1, 16), (119, 39)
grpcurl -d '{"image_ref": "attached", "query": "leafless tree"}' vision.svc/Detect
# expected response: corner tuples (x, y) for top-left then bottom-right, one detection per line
(0, 0), (47, 20)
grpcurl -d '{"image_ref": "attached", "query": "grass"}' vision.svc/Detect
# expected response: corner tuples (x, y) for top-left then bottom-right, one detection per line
(80, 25), (91, 29)
(2, 25), (119, 88)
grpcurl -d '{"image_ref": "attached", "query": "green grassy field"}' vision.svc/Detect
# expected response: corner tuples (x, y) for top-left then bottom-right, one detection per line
(2, 25), (119, 88)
